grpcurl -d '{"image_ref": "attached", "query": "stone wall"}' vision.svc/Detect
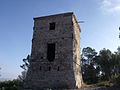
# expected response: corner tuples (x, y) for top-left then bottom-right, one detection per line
(72, 14), (83, 89)
(23, 12), (82, 90)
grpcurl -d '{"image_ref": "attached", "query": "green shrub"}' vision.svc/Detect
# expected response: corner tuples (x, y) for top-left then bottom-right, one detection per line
(0, 79), (22, 90)
(115, 74), (120, 85)
(110, 74), (120, 85)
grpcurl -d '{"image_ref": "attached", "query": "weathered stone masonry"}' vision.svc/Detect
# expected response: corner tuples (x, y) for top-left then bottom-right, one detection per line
(23, 12), (82, 90)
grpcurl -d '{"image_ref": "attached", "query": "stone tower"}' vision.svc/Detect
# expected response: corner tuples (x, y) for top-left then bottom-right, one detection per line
(23, 12), (82, 89)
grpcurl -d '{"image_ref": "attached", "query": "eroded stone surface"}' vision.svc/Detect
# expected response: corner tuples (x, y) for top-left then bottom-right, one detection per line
(23, 12), (83, 90)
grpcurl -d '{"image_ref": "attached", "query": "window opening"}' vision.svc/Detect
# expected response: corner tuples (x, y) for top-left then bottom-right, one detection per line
(49, 22), (55, 30)
(41, 56), (43, 59)
(62, 37), (64, 39)
(40, 66), (42, 70)
(48, 66), (51, 71)
(47, 43), (55, 62)
(57, 66), (60, 71)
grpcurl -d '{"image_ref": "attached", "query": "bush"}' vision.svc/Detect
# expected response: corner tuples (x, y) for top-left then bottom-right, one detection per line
(114, 74), (120, 85)
(0, 79), (22, 90)
(110, 74), (120, 86)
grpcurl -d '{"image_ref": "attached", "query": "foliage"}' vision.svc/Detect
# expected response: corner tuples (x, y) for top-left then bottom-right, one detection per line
(18, 71), (27, 82)
(0, 79), (22, 90)
(97, 48), (112, 80)
(18, 55), (31, 82)
(111, 74), (120, 85)
(81, 47), (120, 85)
(20, 55), (30, 71)
(82, 47), (97, 65)
(115, 74), (120, 85)
(81, 47), (98, 84)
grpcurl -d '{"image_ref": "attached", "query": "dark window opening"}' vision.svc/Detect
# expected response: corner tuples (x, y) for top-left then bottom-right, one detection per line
(41, 56), (43, 59)
(49, 22), (55, 30)
(47, 43), (55, 62)
(62, 37), (64, 39)
(40, 66), (41, 70)
(48, 66), (51, 71)
(57, 66), (60, 71)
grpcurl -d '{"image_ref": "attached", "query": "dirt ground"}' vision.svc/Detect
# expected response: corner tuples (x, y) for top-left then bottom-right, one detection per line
(79, 84), (120, 90)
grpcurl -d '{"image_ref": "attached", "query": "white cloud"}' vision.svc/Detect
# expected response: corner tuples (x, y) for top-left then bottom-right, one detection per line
(100, 0), (120, 13)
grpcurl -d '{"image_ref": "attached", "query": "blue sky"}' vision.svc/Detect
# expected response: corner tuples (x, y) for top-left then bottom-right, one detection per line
(0, 0), (120, 79)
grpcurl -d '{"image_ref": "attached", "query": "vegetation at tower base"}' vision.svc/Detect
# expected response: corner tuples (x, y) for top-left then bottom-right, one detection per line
(0, 55), (30, 90)
(81, 47), (120, 86)
(0, 80), (22, 90)
(0, 47), (120, 90)
(20, 55), (30, 71)
(18, 55), (30, 82)
(81, 47), (98, 84)
(19, 47), (120, 89)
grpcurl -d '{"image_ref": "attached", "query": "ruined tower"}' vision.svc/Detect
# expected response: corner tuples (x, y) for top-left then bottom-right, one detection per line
(23, 12), (82, 89)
